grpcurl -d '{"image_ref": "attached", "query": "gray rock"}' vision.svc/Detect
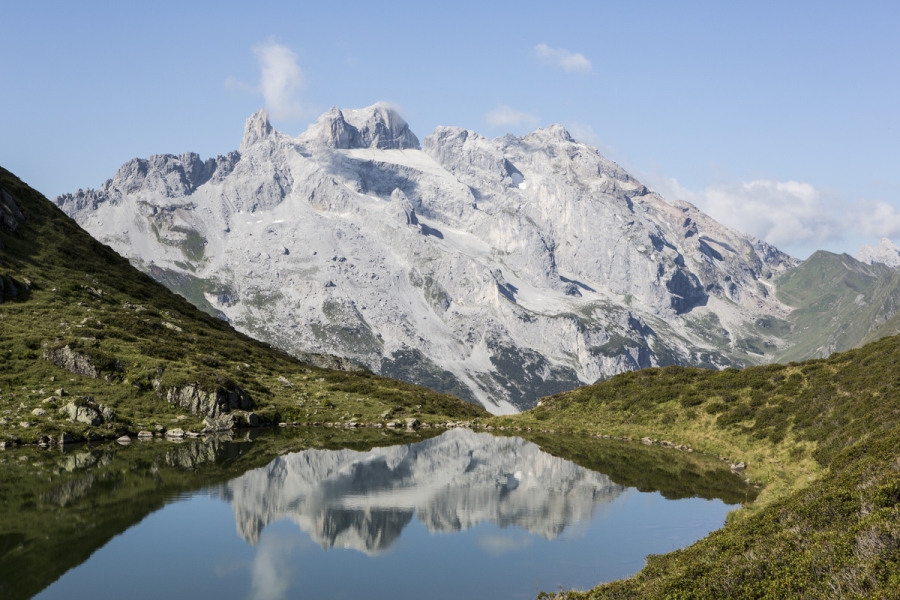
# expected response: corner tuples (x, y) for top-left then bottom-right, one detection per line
(166, 428), (185, 439)
(202, 413), (235, 433)
(405, 418), (420, 429)
(100, 405), (116, 422)
(43, 345), (123, 379)
(59, 401), (102, 426)
(116, 435), (132, 444)
(31, 408), (46, 417)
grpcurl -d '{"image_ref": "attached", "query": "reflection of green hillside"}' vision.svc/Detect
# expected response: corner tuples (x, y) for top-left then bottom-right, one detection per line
(516, 433), (756, 506)
(0, 429), (436, 600)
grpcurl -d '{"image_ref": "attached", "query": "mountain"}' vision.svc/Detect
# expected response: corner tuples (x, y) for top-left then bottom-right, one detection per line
(773, 250), (900, 362)
(855, 237), (900, 268)
(55, 104), (799, 412)
(0, 166), (485, 446)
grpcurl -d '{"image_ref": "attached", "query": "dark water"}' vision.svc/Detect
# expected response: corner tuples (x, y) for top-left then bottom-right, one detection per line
(0, 428), (753, 600)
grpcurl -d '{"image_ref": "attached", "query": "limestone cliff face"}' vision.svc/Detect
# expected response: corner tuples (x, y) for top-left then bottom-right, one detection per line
(55, 105), (797, 412)
(214, 429), (624, 553)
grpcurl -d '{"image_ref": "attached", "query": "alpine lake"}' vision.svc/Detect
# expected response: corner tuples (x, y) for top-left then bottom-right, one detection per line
(1, 427), (756, 600)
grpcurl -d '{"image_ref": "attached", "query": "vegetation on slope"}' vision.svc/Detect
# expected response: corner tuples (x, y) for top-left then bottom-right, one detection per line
(490, 335), (900, 598)
(0, 167), (486, 445)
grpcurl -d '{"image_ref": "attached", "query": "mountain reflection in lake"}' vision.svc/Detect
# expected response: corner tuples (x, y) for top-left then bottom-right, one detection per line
(216, 429), (623, 553)
(16, 429), (748, 600)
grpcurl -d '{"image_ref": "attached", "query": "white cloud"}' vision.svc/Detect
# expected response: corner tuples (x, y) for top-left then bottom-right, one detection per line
(534, 43), (592, 73)
(858, 200), (900, 239)
(253, 41), (305, 120)
(226, 41), (306, 121)
(476, 532), (532, 557)
(700, 180), (841, 248)
(484, 104), (539, 129)
(646, 175), (900, 253)
(248, 533), (299, 600)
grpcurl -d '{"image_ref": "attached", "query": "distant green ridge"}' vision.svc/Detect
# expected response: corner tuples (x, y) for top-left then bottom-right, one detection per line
(775, 250), (900, 362)
(0, 166), (486, 445)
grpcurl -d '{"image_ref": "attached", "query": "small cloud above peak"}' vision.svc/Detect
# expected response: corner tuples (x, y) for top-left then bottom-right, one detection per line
(535, 43), (592, 74)
(484, 105), (539, 129)
(254, 41), (305, 120)
(226, 40), (306, 121)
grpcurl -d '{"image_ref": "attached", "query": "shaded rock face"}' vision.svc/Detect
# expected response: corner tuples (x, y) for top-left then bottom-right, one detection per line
(165, 383), (253, 418)
(0, 187), (25, 232)
(56, 105), (799, 413)
(215, 429), (623, 552)
(0, 275), (20, 303)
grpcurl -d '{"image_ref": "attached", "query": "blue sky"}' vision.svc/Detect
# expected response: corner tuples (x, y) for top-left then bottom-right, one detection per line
(2, 1), (898, 258)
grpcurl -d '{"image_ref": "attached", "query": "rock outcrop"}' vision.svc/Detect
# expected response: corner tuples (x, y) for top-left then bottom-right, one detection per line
(43, 345), (122, 379)
(58, 398), (116, 426)
(164, 383), (253, 418)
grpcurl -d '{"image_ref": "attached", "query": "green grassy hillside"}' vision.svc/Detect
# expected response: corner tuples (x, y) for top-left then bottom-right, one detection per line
(0, 167), (486, 445)
(775, 251), (900, 363)
(491, 335), (900, 598)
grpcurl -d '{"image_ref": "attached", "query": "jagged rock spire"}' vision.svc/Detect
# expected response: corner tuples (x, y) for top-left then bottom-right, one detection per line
(240, 108), (274, 152)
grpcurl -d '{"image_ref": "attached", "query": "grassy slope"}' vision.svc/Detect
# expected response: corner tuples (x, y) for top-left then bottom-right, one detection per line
(0, 167), (486, 444)
(491, 336), (900, 598)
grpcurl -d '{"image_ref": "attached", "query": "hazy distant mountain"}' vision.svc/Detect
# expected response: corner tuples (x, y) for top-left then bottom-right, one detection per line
(56, 104), (804, 412)
(855, 237), (900, 268)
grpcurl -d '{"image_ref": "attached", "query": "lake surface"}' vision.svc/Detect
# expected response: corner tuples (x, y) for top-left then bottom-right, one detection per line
(1, 429), (753, 600)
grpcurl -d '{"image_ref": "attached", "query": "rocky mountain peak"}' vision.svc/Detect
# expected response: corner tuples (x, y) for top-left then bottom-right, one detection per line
(240, 108), (274, 152)
(341, 103), (420, 149)
(302, 103), (419, 150)
(855, 237), (900, 268)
